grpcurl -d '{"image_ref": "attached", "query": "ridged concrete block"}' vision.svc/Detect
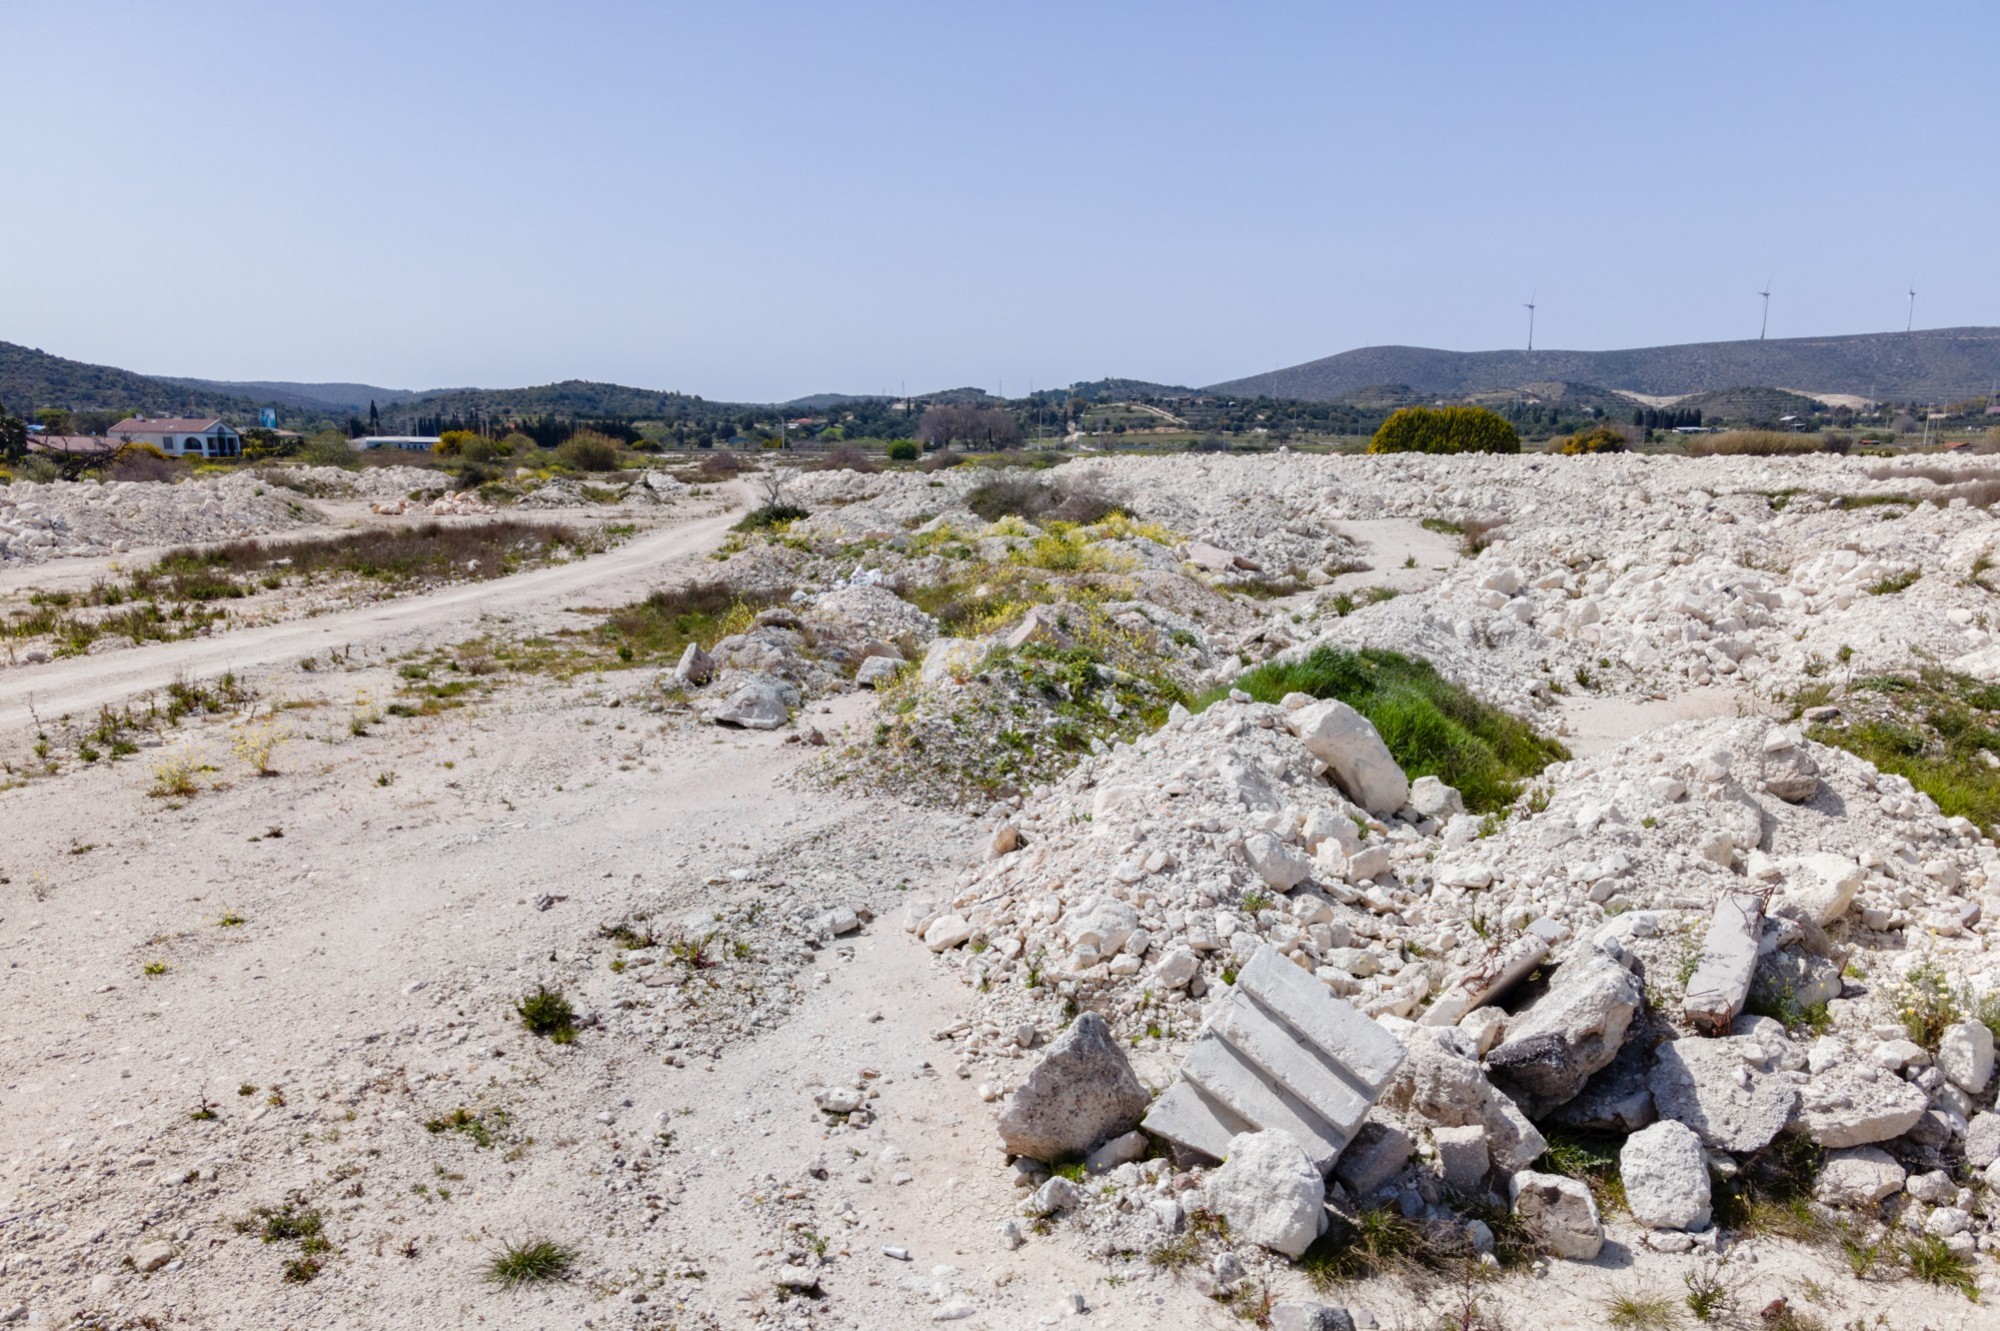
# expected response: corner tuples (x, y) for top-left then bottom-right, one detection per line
(1143, 946), (1407, 1172)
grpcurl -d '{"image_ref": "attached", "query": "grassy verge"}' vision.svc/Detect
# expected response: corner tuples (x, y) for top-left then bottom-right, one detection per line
(1799, 667), (2000, 834)
(1206, 646), (1568, 812)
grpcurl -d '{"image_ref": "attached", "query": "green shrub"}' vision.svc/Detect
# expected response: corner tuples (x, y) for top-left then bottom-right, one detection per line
(1556, 425), (1628, 455)
(734, 503), (810, 532)
(1210, 646), (1566, 812)
(1368, 406), (1519, 456)
(557, 431), (622, 472)
(486, 1237), (577, 1287)
(516, 984), (577, 1042)
(885, 439), (920, 462)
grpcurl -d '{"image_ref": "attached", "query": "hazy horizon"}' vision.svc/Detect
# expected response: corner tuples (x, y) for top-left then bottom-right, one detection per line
(4, 2), (1996, 401)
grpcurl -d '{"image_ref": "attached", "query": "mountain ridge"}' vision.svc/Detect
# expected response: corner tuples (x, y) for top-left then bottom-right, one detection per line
(1205, 327), (2000, 403)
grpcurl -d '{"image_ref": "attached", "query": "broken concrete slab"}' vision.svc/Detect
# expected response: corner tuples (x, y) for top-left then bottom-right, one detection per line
(1647, 1035), (1799, 1154)
(1795, 1066), (1929, 1148)
(1384, 1027), (1545, 1173)
(1431, 1123), (1491, 1194)
(1141, 946), (1405, 1173)
(997, 1012), (1149, 1163)
(1485, 949), (1642, 1116)
(1419, 917), (1566, 1028)
(1548, 1037), (1657, 1135)
(1682, 891), (1764, 1036)
(1813, 1146), (1906, 1207)
(709, 673), (799, 729)
(1772, 853), (1864, 928)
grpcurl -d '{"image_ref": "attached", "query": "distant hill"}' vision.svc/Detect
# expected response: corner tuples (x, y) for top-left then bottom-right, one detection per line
(158, 377), (418, 413)
(0, 341), (266, 419)
(1207, 327), (2000, 403)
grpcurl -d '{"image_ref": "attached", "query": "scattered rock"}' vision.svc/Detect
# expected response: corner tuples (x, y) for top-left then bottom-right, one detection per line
(1485, 950), (1641, 1115)
(1937, 1020), (1995, 1094)
(1619, 1120), (1711, 1231)
(1508, 1170), (1603, 1260)
(1647, 1035), (1799, 1154)
(1795, 1066), (1929, 1148)
(1813, 1146), (1907, 1207)
(1206, 1130), (1327, 1259)
(1285, 699), (1409, 816)
(996, 1012), (1149, 1163)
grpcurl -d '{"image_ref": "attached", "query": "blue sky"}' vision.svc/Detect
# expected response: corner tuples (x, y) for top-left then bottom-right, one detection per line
(3, 2), (1995, 401)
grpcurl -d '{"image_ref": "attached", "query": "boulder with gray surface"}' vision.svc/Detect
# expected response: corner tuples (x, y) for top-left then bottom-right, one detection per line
(1813, 1146), (1907, 1207)
(1509, 1170), (1603, 1260)
(1384, 1026), (1546, 1173)
(1937, 1020), (1994, 1095)
(1682, 891), (1764, 1036)
(1270, 1304), (1356, 1331)
(709, 673), (799, 729)
(1142, 946), (1406, 1174)
(1794, 1065), (1929, 1148)
(996, 1012), (1149, 1163)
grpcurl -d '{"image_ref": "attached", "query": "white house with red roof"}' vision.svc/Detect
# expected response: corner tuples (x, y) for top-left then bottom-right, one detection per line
(108, 417), (242, 457)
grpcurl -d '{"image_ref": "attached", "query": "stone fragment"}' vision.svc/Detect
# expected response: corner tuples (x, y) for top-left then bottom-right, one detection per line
(1142, 946), (1405, 1171)
(1795, 1067), (1929, 1148)
(924, 914), (973, 952)
(672, 641), (713, 685)
(1206, 1131), (1327, 1258)
(920, 637), (988, 685)
(1409, 776), (1464, 819)
(128, 1241), (174, 1273)
(1937, 1020), (1995, 1094)
(1904, 1169), (1954, 1205)
(855, 654), (903, 688)
(1062, 896), (1139, 956)
(1509, 1171), (1603, 1260)
(1020, 1175), (1083, 1216)
(997, 1013), (1149, 1163)
(1431, 1124), (1490, 1194)
(1814, 1147), (1906, 1206)
(1331, 1120), (1413, 1196)
(1384, 1028), (1545, 1172)
(1647, 1036), (1799, 1154)
(1270, 1304), (1356, 1331)
(1965, 1112), (2000, 1169)
(1548, 1040), (1657, 1135)
(1619, 1121), (1711, 1231)
(1750, 949), (1842, 1015)
(1773, 854), (1864, 927)
(709, 673), (799, 729)
(1086, 1130), (1149, 1173)
(1683, 892), (1763, 1035)
(1152, 948), (1201, 991)
(1485, 950), (1641, 1115)
(1286, 700), (1410, 816)
(1245, 832), (1313, 891)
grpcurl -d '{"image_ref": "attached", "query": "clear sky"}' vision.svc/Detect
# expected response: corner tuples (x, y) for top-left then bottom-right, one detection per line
(3, 2), (1995, 402)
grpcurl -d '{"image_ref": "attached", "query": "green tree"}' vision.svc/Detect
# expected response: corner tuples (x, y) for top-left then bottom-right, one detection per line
(33, 407), (73, 436)
(1368, 406), (1520, 455)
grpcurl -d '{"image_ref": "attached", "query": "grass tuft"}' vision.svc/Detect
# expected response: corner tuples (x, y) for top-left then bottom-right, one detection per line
(515, 984), (577, 1043)
(486, 1237), (578, 1288)
(1603, 1286), (1681, 1330)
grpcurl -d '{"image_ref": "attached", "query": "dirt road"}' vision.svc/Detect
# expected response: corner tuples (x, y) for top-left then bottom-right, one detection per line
(0, 488), (744, 735)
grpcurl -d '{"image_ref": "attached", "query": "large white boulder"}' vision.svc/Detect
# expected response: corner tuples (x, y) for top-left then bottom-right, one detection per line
(1285, 700), (1409, 816)
(996, 1013), (1149, 1163)
(1245, 831), (1313, 891)
(1619, 1121), (1711, 1231)
(1773, 853), (1864, 927)
(1206, 1131), (1327, 1259)
(1795, 1066), (1929, 1148)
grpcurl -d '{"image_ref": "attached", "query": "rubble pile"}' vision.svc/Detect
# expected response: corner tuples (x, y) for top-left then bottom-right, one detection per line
(0, 474), (325, 561)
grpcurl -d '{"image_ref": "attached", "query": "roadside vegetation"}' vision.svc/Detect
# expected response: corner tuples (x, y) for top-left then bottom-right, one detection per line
(1797, 667), (2000, 834)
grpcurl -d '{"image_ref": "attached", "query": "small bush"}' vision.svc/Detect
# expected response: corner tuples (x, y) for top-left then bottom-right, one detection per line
(809, 443), (876, 473)
(885, 439), (920, 462)
(1368, 406), (1519, 455)
(486, 1237), (577, 1288)
(1555, 425), (1628, 455)
(516, 985), (577, 1042)
(557, 431), (622, 472)
(965, 478), (1122, 525)
(734, 503), (810, 532)
(697, 450), (745, 477)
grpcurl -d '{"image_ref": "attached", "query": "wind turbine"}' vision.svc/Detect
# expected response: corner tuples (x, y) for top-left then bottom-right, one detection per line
(1758, 276), (1772, 340)
(1523, 291), (1537, 353)
(1906, 285), (1917, 334)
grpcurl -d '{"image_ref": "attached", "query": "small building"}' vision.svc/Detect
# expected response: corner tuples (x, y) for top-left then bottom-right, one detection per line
(351, 435), (441, 452)
(109, 417), (242, 457)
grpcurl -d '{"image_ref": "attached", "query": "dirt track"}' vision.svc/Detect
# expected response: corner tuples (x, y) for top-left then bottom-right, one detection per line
(0, 487), (744, 736)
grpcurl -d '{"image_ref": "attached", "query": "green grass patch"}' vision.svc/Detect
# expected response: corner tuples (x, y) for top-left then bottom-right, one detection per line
(515, 984), (577, 1043)
(1206, 646), (1567, 812)
(1805, 667), (2000, 835)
